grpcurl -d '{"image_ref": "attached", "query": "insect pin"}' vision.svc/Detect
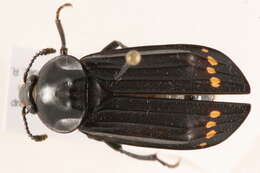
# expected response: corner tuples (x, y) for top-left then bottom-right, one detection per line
(19, 3), (250, 168)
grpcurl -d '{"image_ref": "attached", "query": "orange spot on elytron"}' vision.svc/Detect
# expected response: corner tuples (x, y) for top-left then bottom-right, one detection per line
(201, 48), (209, 53)
(207, 56), (218, 66)
(206, 121), (217, 128)
(211, 83), (220, 88)
(206, 67), (216, 74)
(206, 130), (217, 139)
(198, 142), (207, 147)
(209, 110), (221, 118)
(210, 77), (221, 88)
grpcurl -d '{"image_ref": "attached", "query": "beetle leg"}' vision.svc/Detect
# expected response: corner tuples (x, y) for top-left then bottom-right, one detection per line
(102, 40), (127, 51)
(105, 142), (180, 168)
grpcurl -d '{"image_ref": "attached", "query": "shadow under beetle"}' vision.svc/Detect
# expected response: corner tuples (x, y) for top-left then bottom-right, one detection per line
(19, 3), (251, 168)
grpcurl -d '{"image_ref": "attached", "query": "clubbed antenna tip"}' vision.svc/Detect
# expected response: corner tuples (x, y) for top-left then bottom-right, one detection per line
(22, 107), (48, 142)
(40, 48), (56, 55)
(33, 134), (48, 142)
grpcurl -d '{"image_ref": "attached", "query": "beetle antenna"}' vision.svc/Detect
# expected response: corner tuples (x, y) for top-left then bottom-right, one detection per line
(22, 107), (48, 142)
(56, 3), (72, 55)
(23, 48), (56, 83)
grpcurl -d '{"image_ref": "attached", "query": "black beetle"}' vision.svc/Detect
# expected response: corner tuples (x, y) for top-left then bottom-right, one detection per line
(19, 3), (250, 167)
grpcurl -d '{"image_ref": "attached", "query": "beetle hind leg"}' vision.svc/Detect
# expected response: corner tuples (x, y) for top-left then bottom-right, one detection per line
(106, 142), (180, 168)
(102, 40), (127, 51)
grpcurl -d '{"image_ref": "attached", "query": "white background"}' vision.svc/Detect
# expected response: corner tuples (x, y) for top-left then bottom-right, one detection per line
(0, 0), (259, 172)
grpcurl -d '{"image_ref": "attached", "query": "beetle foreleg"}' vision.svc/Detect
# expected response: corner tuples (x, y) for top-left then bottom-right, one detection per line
(102, 40), (127, 51)
(105, 142), (180, 168)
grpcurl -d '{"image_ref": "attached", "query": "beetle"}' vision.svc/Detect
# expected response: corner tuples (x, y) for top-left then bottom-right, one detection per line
(19, 3), (250, 167)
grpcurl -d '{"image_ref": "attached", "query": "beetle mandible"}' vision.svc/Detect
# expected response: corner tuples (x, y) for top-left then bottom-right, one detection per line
(19, 3), (251, 168)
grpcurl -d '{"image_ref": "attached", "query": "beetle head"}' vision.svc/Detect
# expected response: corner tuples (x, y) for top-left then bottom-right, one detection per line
(19, 48), (56, 142)
(19, 3), (83, 142)
(19, 75), (38, 114)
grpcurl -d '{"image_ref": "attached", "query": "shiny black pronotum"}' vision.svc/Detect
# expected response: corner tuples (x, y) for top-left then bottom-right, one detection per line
(19, 3), (251, 167)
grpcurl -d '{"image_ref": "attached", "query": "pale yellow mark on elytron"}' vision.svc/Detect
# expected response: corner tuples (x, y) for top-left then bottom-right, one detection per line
(206, 121), (217, 128)
(207, 56), (218, 66)
(209, 110), (221, 118)
(210, 77), (221, 88)
(206, 67), (216, 74)
(206, 130), (217, 139)
(198, 142), (207, 147)
(201, 48), (209, 53)
(125, 50), (142, 66)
